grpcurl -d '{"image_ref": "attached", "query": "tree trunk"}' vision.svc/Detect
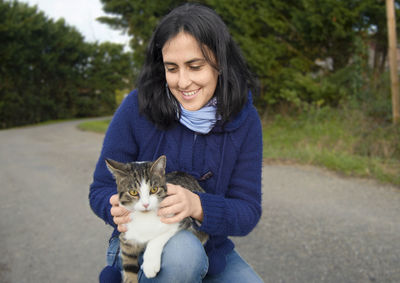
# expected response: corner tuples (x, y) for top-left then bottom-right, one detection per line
(386, 0), (400, 124)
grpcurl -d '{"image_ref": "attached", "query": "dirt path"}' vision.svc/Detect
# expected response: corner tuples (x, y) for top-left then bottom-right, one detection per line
(0, 119), (399, 282)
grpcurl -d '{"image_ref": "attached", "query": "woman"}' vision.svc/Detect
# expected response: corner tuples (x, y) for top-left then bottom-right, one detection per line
(90, 3), (263, 282)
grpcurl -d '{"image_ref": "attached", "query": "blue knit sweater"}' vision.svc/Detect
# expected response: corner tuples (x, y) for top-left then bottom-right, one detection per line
(89, 90), (263, 275)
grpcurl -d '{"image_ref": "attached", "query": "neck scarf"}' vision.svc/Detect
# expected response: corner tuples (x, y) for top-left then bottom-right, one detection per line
(179, 98), (219, 134)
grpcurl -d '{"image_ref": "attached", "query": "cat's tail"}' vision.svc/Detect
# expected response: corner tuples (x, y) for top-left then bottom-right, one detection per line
(193, 229), (209, 245)
(181, 218), (209, 244)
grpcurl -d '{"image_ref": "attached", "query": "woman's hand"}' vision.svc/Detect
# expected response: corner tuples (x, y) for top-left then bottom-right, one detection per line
(158, 184), (204, 224)
(109, 194), (130, 232)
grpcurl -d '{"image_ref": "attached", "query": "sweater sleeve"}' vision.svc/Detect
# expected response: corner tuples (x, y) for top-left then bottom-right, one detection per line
(89, 91), (139, 227)
(197, 109), (263, 237)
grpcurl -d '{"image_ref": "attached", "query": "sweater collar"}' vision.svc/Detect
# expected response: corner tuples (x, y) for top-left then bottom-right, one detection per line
(211, 91), (253, 133)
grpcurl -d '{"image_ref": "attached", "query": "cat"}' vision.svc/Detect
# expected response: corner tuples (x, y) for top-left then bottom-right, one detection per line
(105, 155), (208, 282)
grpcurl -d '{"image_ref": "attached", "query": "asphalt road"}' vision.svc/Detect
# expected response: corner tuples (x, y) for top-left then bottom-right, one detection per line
(0, 119), (399, 283)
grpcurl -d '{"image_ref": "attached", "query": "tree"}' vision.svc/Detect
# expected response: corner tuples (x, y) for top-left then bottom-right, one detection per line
(386, 0), (400, 124)
(79, 42), (134, 116)
(206, 0), (375, 107)
(0, 0), (85, 126)
(0, 0), (134, 128)
(96, 0), (400, 110)
(98, 0), (187, 75)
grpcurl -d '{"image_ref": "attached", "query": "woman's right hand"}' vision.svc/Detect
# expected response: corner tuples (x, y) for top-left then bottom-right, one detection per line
(109, 194), (130, 232)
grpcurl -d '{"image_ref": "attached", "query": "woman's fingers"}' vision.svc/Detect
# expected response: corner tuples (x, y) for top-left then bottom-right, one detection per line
(159, 201), (185, 217)
(113, 210), (130, 233)
(109, 193), (130, 232)
(159, 193), (179, 208)
(113, 213), (130, 224)
(109, 194), (119, 206)
(159, 211), (186, 224)
(117, 223), (128, 233)
(158, 183), (201, 224)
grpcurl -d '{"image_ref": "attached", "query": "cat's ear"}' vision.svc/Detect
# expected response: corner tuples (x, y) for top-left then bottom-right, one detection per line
(105, 159), (128, 179)
(150, 155), (166, 177)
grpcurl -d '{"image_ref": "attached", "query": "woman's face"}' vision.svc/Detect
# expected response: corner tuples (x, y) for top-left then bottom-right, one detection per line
(162, 32), (219, 111)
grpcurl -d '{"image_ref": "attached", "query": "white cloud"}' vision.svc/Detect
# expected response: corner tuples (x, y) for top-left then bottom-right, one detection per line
(18, 0), (130, 47)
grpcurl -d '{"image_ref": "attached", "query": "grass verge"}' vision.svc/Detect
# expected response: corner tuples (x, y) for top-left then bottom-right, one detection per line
(263, 106), (400, 186)
(77, 119), (111, 133)
(77, 108), (400, 186)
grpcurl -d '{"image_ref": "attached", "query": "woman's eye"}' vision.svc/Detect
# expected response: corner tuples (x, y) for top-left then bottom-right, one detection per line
(129, 190), (138, 197)
(165, 66), (177, 73)
(150, 187), (158, 194)
(190, 65), (202, 70)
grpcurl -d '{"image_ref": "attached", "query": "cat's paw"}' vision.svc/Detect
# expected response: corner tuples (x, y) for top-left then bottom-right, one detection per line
(142, 259), (161, 278)
(142, 248), (161, 278)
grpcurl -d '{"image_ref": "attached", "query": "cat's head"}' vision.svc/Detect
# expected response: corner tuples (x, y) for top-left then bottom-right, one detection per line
(105, 155), (168, 212)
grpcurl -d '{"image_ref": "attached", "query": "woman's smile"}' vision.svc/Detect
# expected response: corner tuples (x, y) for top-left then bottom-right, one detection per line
(181, 89), (200, 97)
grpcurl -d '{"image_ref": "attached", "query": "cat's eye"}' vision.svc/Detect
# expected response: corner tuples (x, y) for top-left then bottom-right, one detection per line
(129, 190), (138, 197)
(150, 187), (159, 194)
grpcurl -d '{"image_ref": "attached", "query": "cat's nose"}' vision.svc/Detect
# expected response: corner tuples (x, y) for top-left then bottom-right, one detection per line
(143, 203), (149, 209)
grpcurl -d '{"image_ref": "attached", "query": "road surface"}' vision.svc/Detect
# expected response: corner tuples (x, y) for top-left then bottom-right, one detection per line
(0, 119), (399, 282)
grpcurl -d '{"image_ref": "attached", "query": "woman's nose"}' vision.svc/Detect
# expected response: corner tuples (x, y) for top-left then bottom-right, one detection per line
(177, 70), (191, 89)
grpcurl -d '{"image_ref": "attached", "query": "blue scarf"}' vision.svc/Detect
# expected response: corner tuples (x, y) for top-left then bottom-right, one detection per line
(179, 98), (219, 134)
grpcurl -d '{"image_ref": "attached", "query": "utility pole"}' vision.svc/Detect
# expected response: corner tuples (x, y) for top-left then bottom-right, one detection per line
(386, 0), (400, 124)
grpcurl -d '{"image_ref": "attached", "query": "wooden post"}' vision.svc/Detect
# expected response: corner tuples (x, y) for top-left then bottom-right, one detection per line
(386, 0), (400, 124)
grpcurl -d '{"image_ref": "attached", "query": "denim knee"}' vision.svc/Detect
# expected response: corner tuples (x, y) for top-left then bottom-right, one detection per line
(203, 250), (263, 283)
(138, 230), (209, 283)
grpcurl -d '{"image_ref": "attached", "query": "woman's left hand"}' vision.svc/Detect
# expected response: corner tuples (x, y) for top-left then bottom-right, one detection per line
(158, 183), (203, 224)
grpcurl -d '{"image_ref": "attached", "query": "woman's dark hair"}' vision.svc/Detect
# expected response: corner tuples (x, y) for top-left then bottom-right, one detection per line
(137, 3), (258, 129)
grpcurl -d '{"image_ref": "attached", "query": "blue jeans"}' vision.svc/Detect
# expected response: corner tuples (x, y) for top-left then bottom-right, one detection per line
(106, 230), (263, 282)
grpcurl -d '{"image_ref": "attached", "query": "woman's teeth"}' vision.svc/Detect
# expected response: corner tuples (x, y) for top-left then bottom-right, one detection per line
(182, 90), (199, 96)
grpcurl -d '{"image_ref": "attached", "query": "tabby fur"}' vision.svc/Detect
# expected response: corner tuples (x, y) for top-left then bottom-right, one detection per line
(105, 155), (208, 282)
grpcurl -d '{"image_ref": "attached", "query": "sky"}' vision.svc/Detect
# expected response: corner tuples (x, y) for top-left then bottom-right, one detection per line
(19, 0), (131, 48)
